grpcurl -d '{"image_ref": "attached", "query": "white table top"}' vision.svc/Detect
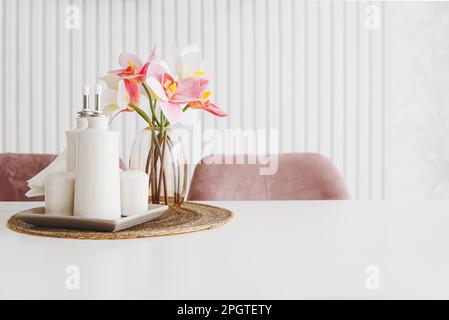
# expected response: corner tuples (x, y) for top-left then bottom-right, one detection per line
(1, 200), (449, 299)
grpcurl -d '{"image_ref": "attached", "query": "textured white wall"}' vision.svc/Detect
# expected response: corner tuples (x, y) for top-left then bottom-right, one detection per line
(0, 0), (388, 199)
(386, 1), (449, 199)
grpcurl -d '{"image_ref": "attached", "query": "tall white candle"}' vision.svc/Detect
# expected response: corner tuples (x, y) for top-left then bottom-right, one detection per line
(120, 170), (149, 216)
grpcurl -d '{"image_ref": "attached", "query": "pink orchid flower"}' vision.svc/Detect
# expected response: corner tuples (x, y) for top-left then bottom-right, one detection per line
(147, 72), (203, 124)
(99, 75), (150, 122)
(172, 45), (227, 117)
(174, 44), (209, 80)
(185, 77), (227, 117)
(188, 99), (228, 117)
(108, 49), (155, 105)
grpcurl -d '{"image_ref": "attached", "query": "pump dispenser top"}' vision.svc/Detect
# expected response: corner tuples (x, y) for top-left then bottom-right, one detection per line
(77, 85), (96, 118)
(66, 85), (92, 173)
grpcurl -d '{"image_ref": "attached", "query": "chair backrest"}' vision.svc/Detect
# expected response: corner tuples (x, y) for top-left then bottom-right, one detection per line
(187, 153), (349, 201)
(0, 153), (128, 201)
(0, 153), (58, 201)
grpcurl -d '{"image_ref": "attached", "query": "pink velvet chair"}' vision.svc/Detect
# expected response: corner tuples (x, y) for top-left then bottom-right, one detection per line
(0, 153), (128, 201)
(188, 153), (349, 201)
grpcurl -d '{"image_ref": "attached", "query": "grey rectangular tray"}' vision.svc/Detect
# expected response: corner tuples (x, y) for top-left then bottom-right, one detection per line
(15, 205), (168, 232)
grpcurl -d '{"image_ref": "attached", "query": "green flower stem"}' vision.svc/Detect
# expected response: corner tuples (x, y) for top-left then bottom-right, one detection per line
(142, 82), (156, 120)
(141, 82), (153, 102)
(140, 81), (171, 131)
(149, 96), (157, 124)
(159, 110), (165, 136)
(128, 103), (153, 126)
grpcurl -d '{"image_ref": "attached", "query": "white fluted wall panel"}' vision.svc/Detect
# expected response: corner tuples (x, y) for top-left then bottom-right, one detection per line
(0, 0), (386, 199)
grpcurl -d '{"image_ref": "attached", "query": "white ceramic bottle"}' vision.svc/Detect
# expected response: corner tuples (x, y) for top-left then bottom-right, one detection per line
(74, 84), (121, 219)
(66, 85), (91, 173)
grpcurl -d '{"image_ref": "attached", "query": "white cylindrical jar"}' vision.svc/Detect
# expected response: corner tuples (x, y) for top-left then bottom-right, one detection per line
(74, 116), (121, 219)
(45, 171), (75, 215)
(120, 170), (149, 216)
(66, 117), (88, 173)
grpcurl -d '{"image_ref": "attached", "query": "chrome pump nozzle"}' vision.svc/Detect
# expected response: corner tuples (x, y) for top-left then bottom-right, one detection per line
(94, 83), (103, 115)
(82, 85), (90, 111)
(78, 85), (96, 117)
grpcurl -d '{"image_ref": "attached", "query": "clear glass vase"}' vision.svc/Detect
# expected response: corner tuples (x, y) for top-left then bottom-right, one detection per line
(129, 127), (187, 206)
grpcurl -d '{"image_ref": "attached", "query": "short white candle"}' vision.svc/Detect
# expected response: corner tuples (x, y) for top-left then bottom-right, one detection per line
(45, 171), (75, 216)
(120, 170), (149, 216)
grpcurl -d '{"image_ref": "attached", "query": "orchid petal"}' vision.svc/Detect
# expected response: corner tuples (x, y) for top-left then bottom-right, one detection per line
(204, 102), (228, 117)
(188, 101), (203, 110)
(198, 77), (210, 96)
(108, 68), (127, 76)
(170, 96), (201, 104)
(162, 72), (175, 87)
(180, 44), (200, 56)
(102, 104), (121, 119)
(149, 45), (157, 60)
(138, 92), (150, 111)
(108, 67), (140, 80)
(159, 60), (171, 74)
(124, 79), (140, 105)
(148, 61), (169, 82)
(199, 60), (210, 75)
(102, 88), (120, 107)
(117, 80), (131, 109)
(103, 104), (120, 112)
(146, 77), (168, 101)
(159, 100), (183, 124)
(119, 52), (143, 70)
(176, 47), (202, 79)
(99, 75), (120, 90)
(173, 77), (202, 99)
(137, 61), (151, 81)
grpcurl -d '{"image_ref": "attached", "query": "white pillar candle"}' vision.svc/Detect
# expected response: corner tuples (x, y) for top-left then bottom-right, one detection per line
(45, 171), (75, 216)
(120, 170), (149, 216)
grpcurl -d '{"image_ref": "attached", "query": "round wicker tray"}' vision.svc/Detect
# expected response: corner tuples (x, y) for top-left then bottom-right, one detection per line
(6, 202), (234, 240)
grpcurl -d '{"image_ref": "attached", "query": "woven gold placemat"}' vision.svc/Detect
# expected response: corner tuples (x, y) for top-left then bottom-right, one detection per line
(7, 202), (234, 240)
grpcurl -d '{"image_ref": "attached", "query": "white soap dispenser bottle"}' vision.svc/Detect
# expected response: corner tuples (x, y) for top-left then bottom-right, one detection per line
(74, 84), (121, 219)
(65, 85), (92, 173)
